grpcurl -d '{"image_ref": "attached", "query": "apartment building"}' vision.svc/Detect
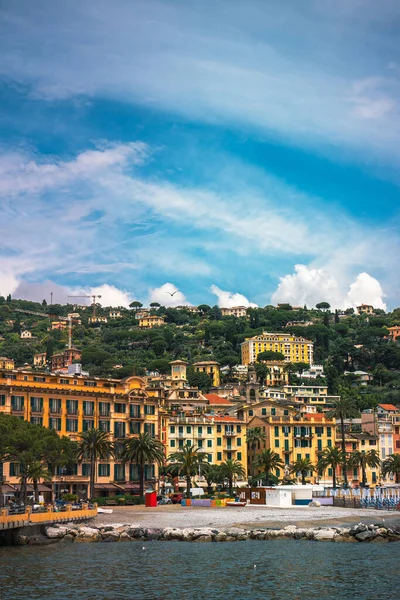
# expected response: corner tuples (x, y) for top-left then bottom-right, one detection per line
(221, 306), (248, 318)
(362, 404), (400, 464)
(335, 431), (379, 486)
(241, 332), (313, 365)
(0, 357), (14, 370)
(138, 315), (165, 328)
(0, 370), (163, 498)
(193, 360), (220, 387)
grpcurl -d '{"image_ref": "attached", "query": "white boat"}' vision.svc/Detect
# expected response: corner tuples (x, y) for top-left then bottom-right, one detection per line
(97, 507), (113, 514)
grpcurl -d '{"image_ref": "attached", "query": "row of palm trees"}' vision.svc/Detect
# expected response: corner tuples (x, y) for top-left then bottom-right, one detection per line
(76, 429), (246, 500)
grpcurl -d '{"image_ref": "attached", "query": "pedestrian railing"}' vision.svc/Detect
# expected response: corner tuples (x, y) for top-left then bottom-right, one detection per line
(0, 503), (97, 530)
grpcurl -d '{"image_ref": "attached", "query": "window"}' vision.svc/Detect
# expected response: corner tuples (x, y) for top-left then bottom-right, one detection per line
(0, 394), (5, 406)
(83, 419), (94, 431)
(207, 440), (212, 448)
(114, 464), (125, 482)
(217, 452), (222, 461)
(315, 427), (323, 436)
(317, 439), (322, 451)
(130, 464), (139, 480)
(11, 396), (24, 411)
(83, 401), (94, 416)
(283, 410), (289, 416)
(98, 463), (110, 477)
(60, 379), (70, 385)
(170, 425), (175, 434)
(186, 426), (191, 434)
(207, 426), (212, 434)
(144, 464), (155, 480)
(10, 463), (20, 477)
(198, 440), (203, 448)
(327, 439), (332, 447)
(217, 424), (222, 432)
(249, 410), (253, 417)
(144, 423), (155, 438)
(284, 440), (289, 452)
(353, 468), (358, 477)
(262, 408), (267, 415)
(30, 416), (43, 426)
(208, 454), (213, 462)
(114, 403), (126, 414)
(82, 464), (90, 477)
(275, 439), (279, 448)
(170, 439), (176, 447)
(49, 418), (62, 431)
(237, 438), (241, 446)
(198, 426), (203, 435)
(327, 427), (332, 437)
(237, 452), (242, 461)
(84, 381), (97, 387)
(99, 420), (110, 433)
(217, 437), (222, 446)
(66, 419), (78, 432)
(114, 422), (126, 438)
(144, 404), (155, 415)
(274, 426), (279, 437)
(179, 439), (184, 447)
(66, 400), (78, 415)
(186, 440), (192, 447)
(130, 421), (141, 435)
(352, 443), (357, 450)
(227, 451), (232, 460)
(237, 425), (241, 433)
(99, 402), (110, 417)
(328, 468), (333, 476)
(49, 398), (61, 413)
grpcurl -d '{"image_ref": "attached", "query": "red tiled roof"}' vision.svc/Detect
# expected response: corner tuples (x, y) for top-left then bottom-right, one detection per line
(205, 415), (243, 423)
(303, 413), (333, 421)
(204, 393), (233, 405)
(379, 404), (398, 411)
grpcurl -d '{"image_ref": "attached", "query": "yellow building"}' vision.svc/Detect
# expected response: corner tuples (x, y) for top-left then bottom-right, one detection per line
(138, 315), (165, 328)
(51, 321), (68, 331)
(263, 361), (289, 387)
(33, 352), (47, 367)
(0, 357), (15, 370)
(193, 360), (220, 386)
(0, 370), (163, 498)
(243, 406), (336, 484)
(88, 316), (108, 325)
(357, 304), (374, 315)
(169, 360), (188, 381)
(166, 414), (247, 476)
(241, 332), (313, 365)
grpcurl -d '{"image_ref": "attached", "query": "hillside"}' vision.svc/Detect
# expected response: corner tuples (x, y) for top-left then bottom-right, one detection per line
(0, 296), (399, 406)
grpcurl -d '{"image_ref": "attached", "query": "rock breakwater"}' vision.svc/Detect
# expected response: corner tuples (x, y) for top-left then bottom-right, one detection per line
(38, 522), (400, 545)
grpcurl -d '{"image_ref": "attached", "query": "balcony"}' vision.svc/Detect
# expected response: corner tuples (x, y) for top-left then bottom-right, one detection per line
(224, 431), (236, 437)
(53, 475), (90, 483)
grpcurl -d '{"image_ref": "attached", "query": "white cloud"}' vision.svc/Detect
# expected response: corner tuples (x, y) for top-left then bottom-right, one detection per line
(148, 283), (188, 307)
(210, 284), (257, 308)
(88, 284), (133, 308)
(346, 272), (387, 310)
(271, 264), (387, 309)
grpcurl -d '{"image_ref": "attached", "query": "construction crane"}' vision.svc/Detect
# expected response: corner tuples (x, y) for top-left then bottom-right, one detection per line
(13, 308), (77, 349)
(67, 294), (102, 317)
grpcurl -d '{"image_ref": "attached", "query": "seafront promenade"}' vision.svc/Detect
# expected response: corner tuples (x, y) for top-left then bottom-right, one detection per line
(0, 504), (97, 531)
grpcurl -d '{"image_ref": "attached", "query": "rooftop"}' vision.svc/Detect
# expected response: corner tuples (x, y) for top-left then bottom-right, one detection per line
(204, 393), (233, 405)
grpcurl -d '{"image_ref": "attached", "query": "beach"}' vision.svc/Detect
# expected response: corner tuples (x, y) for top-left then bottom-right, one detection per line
(94, 504), (400, 530)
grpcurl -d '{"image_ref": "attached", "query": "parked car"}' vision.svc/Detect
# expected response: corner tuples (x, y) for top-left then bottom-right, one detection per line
(170, 493), (183, 504)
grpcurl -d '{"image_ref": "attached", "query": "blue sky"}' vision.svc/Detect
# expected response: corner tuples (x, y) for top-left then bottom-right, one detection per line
(0, 0), (399, 309)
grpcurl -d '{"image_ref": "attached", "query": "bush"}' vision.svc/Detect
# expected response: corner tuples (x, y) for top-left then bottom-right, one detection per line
(61, 493), (78, 503)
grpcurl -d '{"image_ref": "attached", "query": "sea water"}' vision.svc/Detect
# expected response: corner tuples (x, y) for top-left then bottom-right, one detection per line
(0, 539), (398, 599)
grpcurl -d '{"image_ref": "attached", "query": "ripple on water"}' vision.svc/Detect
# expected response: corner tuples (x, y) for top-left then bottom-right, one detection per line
(0, 540), (399, 600)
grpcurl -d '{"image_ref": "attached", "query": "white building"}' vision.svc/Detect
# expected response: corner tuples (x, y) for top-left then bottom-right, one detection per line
(221, 306), (248, 318)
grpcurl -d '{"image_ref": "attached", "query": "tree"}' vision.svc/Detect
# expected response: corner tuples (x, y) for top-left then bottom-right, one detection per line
(257, 351), (285, 362)
(290, 457), (315, 485)
(203, 464), (222, 494)
(327, 391), (360, 487)
(197, 304), (211, 315)
(76, 429), (114, 500)
(246, 427), (266, 475)
(254, 449), (284, 485)
(349, 450), (380, 487)
(316, 302), (331, 311)
(381, 454), (400, 484)
(168, 443), (206, 499)
(317, 446), (343, 488)
(254, 363), (269, 386)
(121, 432), (165, 499)
(129, 301), (143, 311)
(25, 461), (52, 503)
(219, 459), (245, 496)
(150, 302), (160, 308)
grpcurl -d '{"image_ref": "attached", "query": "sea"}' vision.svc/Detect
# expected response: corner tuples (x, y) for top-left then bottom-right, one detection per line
(0, 539), (398, 599)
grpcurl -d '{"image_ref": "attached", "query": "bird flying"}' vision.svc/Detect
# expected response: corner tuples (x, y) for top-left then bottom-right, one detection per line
(166, 290), (179, 296)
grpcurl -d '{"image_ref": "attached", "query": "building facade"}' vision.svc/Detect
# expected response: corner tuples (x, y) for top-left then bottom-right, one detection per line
(0, 357), (15, 370)
(138, 315), (165, 328)
(193, 360), (220, 387)
(241, 332), (313, 365)
(221, 306), (248, 318)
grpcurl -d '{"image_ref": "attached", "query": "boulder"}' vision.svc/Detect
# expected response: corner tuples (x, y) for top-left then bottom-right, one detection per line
(350, 523), (368, 536)
(355, 530), (377, 542)
(308, 501), (321, 508)
(119, 532), (132, 542)
(61, 534), (75, 543)
(215, 532), (227, 542)
(145, 528), (163, 540)
(45, 527), (67, 539)
(194, 535), (213, 542)
(370, 536), (389, 543)
(333, 535), (359, 543)
(101, 531), (120, 541)
(314, 528), (336, 541)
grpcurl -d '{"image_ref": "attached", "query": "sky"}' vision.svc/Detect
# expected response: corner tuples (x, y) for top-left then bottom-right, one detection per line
(0, 0), (399, 309)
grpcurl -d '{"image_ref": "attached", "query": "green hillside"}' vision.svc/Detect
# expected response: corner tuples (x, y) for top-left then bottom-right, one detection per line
(0, 296), (399, 406)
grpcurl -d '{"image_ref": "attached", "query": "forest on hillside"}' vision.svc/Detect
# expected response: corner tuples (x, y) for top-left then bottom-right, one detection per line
(0, 296), (399, 406)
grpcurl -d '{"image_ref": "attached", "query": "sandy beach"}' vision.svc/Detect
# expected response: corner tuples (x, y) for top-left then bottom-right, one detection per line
(93, 504), (400, 530)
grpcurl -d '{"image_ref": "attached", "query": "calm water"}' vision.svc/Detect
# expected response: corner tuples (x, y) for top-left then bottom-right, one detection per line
(0, 540), (398, 600)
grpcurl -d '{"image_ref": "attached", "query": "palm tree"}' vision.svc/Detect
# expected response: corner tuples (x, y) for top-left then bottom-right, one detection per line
(168, 443), (206, 499)
(290, 457), (315, 485)
(203, 463), (222, 494)
(254, 449), (284, 486)
(76, 428), (115, 500)
(381, 454), (400, 484)
(349, 450), (381, 487)
(25, 461), (52, 503)
(121, 432), (165, 499)
(219, 459), (245, 496)
(317, 447), (343, 488)
(327, 392), (359, 487)
(246, 427), (266, 475)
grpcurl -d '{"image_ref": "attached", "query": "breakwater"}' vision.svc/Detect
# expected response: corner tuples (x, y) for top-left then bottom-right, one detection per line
(33, 521), (400, 545)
